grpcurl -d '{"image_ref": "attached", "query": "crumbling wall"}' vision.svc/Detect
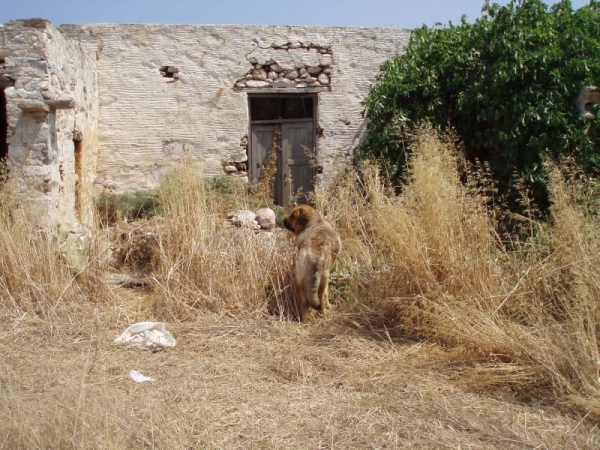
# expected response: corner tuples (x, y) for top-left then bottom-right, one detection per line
(235, 41), (333, 89)
(59, 24), (410, 194)
(0, 19), (98, 228)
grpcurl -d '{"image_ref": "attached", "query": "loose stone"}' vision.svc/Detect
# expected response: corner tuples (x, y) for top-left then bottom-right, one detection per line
(228, 210), (259, 229)
(317, 73), (330, 85)
(273, 78), (296, 88)
(246, 80), (271, 88)
(321, 55), (332, 66)
(268, 71), (277, 80)
(252, 68), (267, 80)
(255, 208), (276, 229)
(235, 81), (246, 88)
(296, 82), (308, 88)
(271, 64), (284, 73)
(284, 70), (299, 79)
(299, 68), (307, 75)
(307, 66), (322, 75)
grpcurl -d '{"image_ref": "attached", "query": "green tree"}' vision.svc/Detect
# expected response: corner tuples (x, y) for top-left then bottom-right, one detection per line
(361, 0), (600, 207)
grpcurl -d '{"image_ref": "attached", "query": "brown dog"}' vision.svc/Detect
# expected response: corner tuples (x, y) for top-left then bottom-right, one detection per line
(283, 205), (342, 322)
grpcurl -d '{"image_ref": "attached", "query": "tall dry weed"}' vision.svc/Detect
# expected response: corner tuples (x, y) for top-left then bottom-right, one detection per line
(510, 160), (600, 399)
(0, 181), (111, 321)
(151, 160), (296, 320)
(314, 127), (600, 410)
(1, 126), (598, 416)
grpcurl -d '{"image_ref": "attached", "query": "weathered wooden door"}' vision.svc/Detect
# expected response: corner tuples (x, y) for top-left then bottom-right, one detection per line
(249, 95), (316, 205)
(250, 124), (275, 184)
(281, 122), (315, 206)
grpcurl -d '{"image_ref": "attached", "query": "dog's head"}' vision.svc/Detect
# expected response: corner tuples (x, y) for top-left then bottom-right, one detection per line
(283, 205), (315, 234)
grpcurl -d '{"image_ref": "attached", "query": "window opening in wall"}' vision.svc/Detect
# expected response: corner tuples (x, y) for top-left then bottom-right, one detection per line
(250, 96), (314, 121)
(248, 95), (317, 206)
(73, 139), (83, 218)
(159, 65), (179, 79)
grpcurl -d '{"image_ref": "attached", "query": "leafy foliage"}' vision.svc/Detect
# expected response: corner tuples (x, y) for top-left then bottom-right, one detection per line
(97, 190), (161, 225)
(361, 0), (600, 208)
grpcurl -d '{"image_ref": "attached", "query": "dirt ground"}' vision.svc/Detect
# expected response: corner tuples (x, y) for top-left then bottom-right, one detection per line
(1, 284), (599, 449)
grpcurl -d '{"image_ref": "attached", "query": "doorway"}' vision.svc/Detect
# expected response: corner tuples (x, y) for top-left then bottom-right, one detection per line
(73, 138), (83, 218)
(0, 88), (7, 160)
(0, 88), (7, 183)
(249, 95), (317, 205)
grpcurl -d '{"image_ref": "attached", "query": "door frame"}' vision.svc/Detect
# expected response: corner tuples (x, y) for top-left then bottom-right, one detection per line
(247, 93), (318, 205)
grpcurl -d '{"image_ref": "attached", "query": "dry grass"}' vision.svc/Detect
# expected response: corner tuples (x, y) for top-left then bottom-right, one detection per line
(1, 127), (600, 448)
(0, 181), (114, 322)
(312, 127), (600, 415)
(149, 160), (297, 320)
(2, 312), (599, 449)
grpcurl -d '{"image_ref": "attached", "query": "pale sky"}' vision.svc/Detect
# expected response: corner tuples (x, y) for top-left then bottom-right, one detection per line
(0, 0), (593, 29)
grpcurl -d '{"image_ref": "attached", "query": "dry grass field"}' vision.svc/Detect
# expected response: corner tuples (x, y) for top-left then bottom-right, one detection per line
(2, 128), (600, 448)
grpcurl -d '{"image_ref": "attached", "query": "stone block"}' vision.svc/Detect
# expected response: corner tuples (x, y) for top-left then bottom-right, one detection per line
(273, 78), (295, 88)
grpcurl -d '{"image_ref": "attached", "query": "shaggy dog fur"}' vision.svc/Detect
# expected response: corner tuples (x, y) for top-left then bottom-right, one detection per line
(283, 205), (342, 322)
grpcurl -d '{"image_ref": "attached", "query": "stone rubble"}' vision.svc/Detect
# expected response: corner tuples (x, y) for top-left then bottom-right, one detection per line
(234, 41), (333, 90)
(227, 207), (276, 233)
(227, 210), (260, 230)
(255, 208), (276, 230)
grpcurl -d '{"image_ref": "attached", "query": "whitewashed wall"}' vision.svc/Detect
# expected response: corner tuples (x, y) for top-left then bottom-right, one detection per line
(60, 24), (411, 194)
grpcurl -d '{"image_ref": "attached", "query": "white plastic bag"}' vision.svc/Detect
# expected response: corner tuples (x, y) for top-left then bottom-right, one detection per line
(129, 369), (155, 383)
(113, 322), (176, 352)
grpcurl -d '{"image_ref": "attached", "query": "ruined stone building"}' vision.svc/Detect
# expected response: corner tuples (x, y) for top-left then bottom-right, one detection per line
(0, 18), (410, 228)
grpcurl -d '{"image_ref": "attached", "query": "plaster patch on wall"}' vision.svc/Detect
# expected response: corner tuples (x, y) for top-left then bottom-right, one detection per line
(162, 139), (197, 158)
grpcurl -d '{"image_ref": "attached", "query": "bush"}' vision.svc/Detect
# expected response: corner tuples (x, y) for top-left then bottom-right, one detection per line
(361, 0), (600, 209)
(97, 190), (161, 225)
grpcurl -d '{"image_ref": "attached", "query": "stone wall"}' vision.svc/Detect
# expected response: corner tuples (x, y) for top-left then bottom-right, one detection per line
(235, 41), (334, 89)
(59, 24), (411, 193)
(0, 19), (99, 228)
(0, 21), (410, 226)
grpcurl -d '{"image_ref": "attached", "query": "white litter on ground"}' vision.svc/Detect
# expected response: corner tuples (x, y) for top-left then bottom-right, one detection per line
(128, 369), (155, 383)
(113, 322), (176, 352)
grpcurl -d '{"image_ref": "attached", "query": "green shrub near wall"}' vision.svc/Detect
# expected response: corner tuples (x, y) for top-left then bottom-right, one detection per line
(361, 0), (600, 209)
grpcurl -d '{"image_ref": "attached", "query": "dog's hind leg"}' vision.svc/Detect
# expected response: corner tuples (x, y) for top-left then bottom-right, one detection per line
(296, 258), (311, 322)
(317, 270), (331, 312)
(296, 273), (310, 322)
(305, 268), (322, 311)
